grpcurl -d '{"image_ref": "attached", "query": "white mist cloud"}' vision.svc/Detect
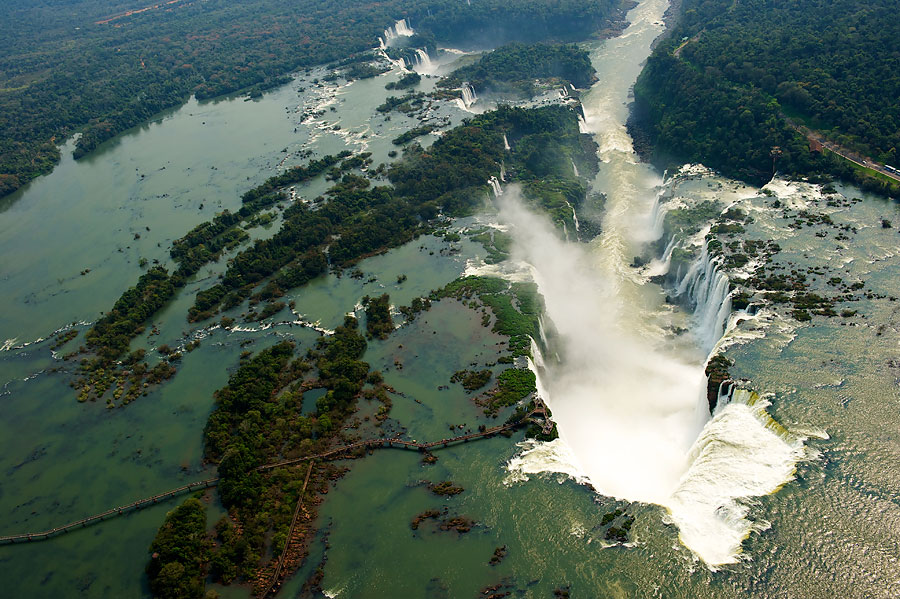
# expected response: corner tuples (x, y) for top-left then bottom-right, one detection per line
(497, 185), (709, 504)
(498, 185), (805, 569)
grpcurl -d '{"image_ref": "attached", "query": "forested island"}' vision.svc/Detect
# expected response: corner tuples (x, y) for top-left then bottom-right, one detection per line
(631, 0), (900, 196)
(439, 43), (597, 98)
(0, 0), (629, 199)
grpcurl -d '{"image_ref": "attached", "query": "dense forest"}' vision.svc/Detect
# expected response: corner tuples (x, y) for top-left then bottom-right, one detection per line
(0, 0), (626, 198)
(632, 0), (900, 194)
(440, 43), (597, 98)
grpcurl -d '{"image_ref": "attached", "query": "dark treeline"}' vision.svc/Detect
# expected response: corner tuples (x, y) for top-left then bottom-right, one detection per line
(0, 0), (625, 199)
(633, 0), (900, 194)
(440, 43), (597, 97)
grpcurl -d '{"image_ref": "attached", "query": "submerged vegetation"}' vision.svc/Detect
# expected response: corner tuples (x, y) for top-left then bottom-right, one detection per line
(435, 276), (544, 361)
(129, 101), (591, 587)
(72, 152), (355, 405)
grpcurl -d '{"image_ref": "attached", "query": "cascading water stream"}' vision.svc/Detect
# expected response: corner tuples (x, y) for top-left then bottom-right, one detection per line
(411, 48), (436, 75)
(500, 0), (808, 568)
(382, 18), (414, 46)
(456, 83), (477, 111)
(673, 244), (734, 352)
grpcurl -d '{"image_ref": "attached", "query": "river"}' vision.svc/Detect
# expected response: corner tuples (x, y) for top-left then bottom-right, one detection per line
(2, 1), (900, 597)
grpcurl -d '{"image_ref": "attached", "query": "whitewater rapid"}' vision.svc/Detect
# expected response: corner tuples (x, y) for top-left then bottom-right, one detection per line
(501, 0), (809, 568)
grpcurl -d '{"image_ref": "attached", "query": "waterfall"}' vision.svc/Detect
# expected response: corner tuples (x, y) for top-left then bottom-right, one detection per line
(382, 18), (414, 46)
(498, 0), (807, 570)
(461, 83), (477, 107)
(499, 162), (507, 182)
(411, 48), (435, 75)
(666, 389), (807, 567)
(648, 187), (668, 240)
(456, 83), (477, 111)
(577, 114), (589, 134)
(674, 243), (732, 353)
(394, 18), (414, 36)
(537, 316), (550, 350)
(565, 200), (581, 234)
(488, 176), (502, 198)
(503, 134), (511, 151)
(379, 49), (407, 71)
(571, 159), (579, 177)
(714, 380), (735, 414)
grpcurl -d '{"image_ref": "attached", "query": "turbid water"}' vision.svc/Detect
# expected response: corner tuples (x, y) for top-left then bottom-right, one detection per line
(3, 1), (900, 597)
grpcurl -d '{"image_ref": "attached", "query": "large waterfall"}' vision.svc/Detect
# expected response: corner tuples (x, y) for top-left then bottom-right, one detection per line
(501, 0), (807, 569)
(674, 243), (733, 352)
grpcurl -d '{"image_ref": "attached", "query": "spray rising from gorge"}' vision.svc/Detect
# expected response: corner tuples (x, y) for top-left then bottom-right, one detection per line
(498, 0), (808, 567)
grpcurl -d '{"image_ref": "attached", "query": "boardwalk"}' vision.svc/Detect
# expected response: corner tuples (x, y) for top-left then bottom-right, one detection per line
(260, 462), (315, 598)
(0, 411), (542, 545)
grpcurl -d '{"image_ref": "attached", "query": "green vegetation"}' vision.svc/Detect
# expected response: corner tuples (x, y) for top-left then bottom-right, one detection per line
(440, 43), (596, 97)
(433, 277), (540, 414)
(199, 318), (378, 590)
(491, 368), (537, 411)
(661, 201), (722, 243)
(451, 369), (493, 391)
(633, 0), (900, 195)
(385, 72), (422, 90)
(392, 124), (437, 146)
(469, 229), (513, 264)
(71, 102), (593, 405)
(435, 276), (543, 359)
(362, 294), (394, 339)
(391, 104), (597, 217)
(377, 92), (427, 114)
(146, 497), (210, 599)
(72, 152), (354, 405)
(190, 104), (594, 321)
(0, 0), (626, 199)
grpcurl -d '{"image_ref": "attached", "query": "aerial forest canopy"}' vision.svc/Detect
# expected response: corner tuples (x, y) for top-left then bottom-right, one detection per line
(632, 0), (900, 194)
(0, 0), (626, 199)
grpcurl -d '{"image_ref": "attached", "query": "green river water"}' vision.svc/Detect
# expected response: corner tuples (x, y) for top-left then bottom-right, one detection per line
(2, 1), (900, 597)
